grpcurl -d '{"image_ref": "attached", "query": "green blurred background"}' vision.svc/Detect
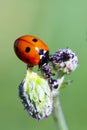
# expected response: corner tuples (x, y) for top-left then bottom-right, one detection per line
(0, 0), (87, 130)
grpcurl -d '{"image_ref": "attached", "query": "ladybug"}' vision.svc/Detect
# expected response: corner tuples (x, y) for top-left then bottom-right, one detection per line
(14, 35), (49, 67)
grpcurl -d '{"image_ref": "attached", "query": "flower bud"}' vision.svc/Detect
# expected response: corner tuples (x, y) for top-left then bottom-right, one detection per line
(50, 48), (78, 75)
(19, 68), (53, 121)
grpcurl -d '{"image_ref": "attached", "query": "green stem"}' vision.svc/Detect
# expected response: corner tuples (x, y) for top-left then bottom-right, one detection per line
(52, 96), (68, 130)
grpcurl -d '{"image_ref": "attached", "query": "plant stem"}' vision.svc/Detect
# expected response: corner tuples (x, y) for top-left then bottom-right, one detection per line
(52, 96), (68, 130)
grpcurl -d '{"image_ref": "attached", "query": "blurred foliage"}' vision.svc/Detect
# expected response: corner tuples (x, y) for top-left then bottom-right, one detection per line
(0, 0), (87, 130)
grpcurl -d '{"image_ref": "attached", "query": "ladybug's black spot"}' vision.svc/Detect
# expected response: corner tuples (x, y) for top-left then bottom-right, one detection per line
(15, 47), (18, 52)
(32, 38), (38, 42)
(25, 47), (30, 53)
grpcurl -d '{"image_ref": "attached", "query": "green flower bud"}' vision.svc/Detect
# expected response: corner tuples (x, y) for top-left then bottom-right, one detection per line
(19, 68), (53, 121)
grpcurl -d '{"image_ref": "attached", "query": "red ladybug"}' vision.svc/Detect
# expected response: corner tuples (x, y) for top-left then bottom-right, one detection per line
(14, 35), (49, 66)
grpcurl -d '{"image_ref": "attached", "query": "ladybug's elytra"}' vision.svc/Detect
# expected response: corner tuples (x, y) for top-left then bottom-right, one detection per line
(14, 35), (49, 66)
(14, 35), (59, 89)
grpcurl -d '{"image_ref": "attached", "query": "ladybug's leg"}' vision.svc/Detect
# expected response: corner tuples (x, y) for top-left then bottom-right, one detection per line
(27, 65), (34, 70)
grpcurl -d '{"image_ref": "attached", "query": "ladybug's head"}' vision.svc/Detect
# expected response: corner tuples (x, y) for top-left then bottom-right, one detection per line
(39, 50), (49, 67)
